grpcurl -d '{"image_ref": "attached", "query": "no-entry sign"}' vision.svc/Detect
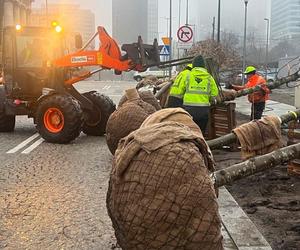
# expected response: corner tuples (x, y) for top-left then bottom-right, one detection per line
(177, 25), (194, 43)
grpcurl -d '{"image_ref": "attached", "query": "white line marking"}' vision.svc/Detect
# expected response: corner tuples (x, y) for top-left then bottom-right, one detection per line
(106, 85), (111, 90)
(21, 138), (45, 154)
(6, 133), (40, 154)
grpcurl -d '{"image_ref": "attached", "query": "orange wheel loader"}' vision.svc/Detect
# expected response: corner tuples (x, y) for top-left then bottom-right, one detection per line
(0, 25), (162, 143)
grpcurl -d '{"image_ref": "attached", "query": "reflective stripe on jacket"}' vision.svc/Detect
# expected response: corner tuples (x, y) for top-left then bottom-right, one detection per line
(169, 69), (190, 98)
(245, 74), (270, 103)
(179, 67), (219, 106)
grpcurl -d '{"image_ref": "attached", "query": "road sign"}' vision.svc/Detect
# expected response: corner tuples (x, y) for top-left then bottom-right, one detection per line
(160, 45), (170, 56)
(162, 37), (170, 46)
(177, 25), (193, 43)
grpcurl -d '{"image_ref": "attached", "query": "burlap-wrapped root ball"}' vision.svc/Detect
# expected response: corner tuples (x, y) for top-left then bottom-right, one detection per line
(136, 75), (164, 90)
(118, 90), (161, 111)
(141, 107), (202, 135)
(106, 88), (156, 155)
(107, 119), (223, 249)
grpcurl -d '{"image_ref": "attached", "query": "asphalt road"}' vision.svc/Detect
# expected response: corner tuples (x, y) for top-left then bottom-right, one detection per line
(0, 80), (136, 250)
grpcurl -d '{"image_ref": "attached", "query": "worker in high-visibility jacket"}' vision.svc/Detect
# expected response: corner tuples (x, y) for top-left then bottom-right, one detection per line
(178, 55), (219, 133)
(231, 66), (270, 120)
(167, 64), (193, 108)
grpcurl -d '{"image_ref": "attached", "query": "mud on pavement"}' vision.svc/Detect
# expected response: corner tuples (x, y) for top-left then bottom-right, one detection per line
(214, 113), (300, 250)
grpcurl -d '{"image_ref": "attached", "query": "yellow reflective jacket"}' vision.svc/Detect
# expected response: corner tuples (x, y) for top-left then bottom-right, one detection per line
(179, 67), (219, 106)
(169, 68), (191, 98)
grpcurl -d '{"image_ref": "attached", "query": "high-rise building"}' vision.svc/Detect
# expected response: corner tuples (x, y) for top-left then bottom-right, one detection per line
(147, 0), (158, 44)
(112, 0), (158, 45)
(1, 0), (33, 62)
(30, 3), (95, 50)
(271, 0), (300, 42)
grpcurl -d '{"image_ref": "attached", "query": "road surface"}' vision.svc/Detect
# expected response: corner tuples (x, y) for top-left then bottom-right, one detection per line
(0, 80), (135, 249)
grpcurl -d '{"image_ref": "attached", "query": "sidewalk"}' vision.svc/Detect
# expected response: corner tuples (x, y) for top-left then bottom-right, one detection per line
(219, 188), (272, 250)
(234, 96), (296, 117)
(219, 97), (286, 249)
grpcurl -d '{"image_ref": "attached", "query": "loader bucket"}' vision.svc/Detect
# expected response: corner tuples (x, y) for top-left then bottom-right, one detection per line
(121, 37), (160, 72)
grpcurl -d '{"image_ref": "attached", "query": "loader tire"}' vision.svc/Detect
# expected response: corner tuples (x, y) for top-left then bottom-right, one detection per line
(36, 94), (83, 143)
(0, 111), (15, 132)
(82, 92), (116, 136)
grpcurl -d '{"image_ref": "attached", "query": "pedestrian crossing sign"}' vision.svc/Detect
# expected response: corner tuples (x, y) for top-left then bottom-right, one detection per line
(160, 45), (170, 56)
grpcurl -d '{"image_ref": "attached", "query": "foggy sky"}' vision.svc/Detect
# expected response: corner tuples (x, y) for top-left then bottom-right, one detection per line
(33, 0), (270, 43)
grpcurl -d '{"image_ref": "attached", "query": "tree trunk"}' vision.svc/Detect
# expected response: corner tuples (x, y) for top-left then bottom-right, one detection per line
(207, 109), (300, 150)
(213, 142), (300, 187)
(219, 71), (300, 103)
(153, 71), (300, 104)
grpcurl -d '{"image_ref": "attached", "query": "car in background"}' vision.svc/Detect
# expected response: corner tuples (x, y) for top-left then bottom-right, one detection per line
(133, 67), (177, 81)
(234, 70), (277, 85)
(257, 70), (277, 83)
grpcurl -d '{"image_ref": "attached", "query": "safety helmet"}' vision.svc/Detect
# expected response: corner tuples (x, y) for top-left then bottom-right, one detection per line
(244, 66), (256, 74)
(186, 64), (193, 70)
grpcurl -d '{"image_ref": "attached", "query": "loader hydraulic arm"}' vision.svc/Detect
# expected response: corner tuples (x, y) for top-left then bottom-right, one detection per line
(53, 26), (193, 85)
(54, 26), (134, 73)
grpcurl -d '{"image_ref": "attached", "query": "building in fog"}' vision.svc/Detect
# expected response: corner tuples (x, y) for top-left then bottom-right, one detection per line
(30, 3), (95, 50)
(112, 0), (158, 45)
(147, 0), (159, 44)
(0, 0), (33, 62)
(271, 0), (300, 42)
(0, 0), (33, 27)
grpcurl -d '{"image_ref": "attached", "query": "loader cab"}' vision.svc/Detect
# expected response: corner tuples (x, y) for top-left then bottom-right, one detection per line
(1, 26), (64, 100)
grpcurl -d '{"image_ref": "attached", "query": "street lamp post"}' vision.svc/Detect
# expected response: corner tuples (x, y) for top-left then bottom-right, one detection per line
(169, 0), (172, 78)
(264, 18), (270, 80)
(242, 0), (249, 85)
(179, 0), (181, 27)
(217, 0), (221, 42)
(45, 0), (48, 25)
(178, 0), (181, 58)
(186, 0), (189, 25)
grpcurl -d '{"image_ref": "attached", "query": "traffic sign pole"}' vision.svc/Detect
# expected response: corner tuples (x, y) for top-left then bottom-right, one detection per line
(169, 0), (172, 78)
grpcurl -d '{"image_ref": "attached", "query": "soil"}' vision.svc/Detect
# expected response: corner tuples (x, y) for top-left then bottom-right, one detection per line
(213, 113), (300, 250)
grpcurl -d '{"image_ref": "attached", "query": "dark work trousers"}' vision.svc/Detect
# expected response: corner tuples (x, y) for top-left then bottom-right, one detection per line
(167, 96), (183, 108)
(251, 102), (265, 120)
(183, 106), (210, 133)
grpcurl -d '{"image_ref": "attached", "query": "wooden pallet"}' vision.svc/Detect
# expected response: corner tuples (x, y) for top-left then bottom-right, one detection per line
(207, 102), (237, 141)
(288, 159), (300, 177)
(287, 121), (300, 176)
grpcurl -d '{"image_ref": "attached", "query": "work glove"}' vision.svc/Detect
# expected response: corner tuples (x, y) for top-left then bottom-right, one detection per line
(210, 97), (218, 105)
(225, 83), (234, 89)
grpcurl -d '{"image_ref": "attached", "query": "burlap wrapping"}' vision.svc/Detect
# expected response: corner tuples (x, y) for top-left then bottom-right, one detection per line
(233, 115), (283, 160)
(118, 90), (161, 111)
(106, 99), (156, 155)
(107, 122), (223, 250)
(141, 107), (201, 135)
(217, 90), (237, 102)
(136, 75), (164, 90)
